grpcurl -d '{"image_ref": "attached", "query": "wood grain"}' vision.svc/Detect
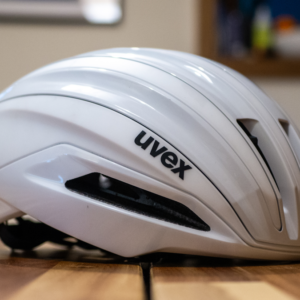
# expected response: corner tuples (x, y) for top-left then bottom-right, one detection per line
(0, 256), (58, 299)
(6, 261), (144, 300)
(4, 240), (300, 300)
(152, 261), (300, 300)
(0, 241), (144, 300)
(152, 281), (296, 300)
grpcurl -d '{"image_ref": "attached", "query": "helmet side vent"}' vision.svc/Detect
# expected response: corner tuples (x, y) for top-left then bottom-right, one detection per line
(65, 173), (210, 232)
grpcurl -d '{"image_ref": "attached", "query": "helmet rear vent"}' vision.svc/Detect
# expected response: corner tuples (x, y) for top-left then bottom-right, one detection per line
(65, 173), (210, 232)
(237, 119), (279, 189)
(279, 119), (289, 136)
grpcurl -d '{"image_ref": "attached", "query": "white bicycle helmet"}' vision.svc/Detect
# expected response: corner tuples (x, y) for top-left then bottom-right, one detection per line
(1, 48), (300, 260)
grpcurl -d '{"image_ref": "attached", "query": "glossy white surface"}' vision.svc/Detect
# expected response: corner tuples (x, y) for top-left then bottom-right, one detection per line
(1, 142), (300, 259)
(1, 48), (300, 259)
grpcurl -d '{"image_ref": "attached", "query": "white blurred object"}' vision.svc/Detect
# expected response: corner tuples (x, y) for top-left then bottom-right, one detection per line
(0, 0), (122, 24)
(80, 0), (122, 24)
(275, 27), (300, 58)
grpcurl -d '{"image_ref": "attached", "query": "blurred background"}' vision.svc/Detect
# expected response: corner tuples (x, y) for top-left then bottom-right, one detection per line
(0, 0), (299, 126)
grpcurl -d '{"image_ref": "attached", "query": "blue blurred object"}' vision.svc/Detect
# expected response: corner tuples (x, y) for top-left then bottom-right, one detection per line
(269, 0), (300, 22)
(218, 0), (248, 57)
(239, 0), (256, 18)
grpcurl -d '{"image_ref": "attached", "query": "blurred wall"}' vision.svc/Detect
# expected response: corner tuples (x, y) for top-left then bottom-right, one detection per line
(253, 78), (300, 128)
(0, 0), (200, 90)
(0, 0), (299, 127)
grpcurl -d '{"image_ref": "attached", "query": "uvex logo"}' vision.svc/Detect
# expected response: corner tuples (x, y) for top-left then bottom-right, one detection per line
(134, 131), (192, 180)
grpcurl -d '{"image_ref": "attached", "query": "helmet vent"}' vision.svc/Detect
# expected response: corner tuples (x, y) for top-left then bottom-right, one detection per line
(237, 119), (279, 189)
(279, 119), (289, 136)
(65, 173), (210, 232)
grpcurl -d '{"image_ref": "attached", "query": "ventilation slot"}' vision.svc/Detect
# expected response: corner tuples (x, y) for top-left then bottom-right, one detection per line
(237, 119), (278, 189)
(65, 173), (210, 232)
(279, 119), (289, 135)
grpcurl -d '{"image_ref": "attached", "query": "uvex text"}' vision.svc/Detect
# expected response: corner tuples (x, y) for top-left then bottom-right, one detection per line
(134, 130), (192, 180)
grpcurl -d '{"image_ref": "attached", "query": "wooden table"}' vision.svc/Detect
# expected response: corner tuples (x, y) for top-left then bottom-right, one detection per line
(1, 240), (300, 300)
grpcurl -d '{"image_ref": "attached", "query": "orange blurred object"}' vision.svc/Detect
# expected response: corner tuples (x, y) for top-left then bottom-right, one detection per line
(275, 15), (297, 32)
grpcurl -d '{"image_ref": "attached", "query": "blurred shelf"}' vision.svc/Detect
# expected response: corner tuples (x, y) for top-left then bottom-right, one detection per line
(216, 57), (300, 77)
(199, 0), (300, 77)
